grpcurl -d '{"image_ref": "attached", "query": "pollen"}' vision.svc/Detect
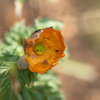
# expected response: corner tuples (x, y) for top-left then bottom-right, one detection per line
(34, 43), (46, 54)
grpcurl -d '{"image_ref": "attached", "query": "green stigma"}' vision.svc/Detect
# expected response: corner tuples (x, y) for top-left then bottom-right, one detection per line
(34, 43), (46, 54)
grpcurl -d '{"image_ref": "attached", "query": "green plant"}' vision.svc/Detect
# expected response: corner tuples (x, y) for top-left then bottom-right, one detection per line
(0, 18), (66, 100)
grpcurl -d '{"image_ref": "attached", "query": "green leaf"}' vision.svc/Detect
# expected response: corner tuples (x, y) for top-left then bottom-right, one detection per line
(34, 17), (64, 30)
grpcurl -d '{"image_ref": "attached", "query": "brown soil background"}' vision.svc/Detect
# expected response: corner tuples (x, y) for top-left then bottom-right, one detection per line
(1, 0), (100, 100)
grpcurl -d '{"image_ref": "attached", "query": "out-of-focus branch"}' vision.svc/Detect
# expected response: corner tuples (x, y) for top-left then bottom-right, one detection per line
(14, 0), (29, 19)
(14, 0), (24, 19)
(9, 69), (20, 95)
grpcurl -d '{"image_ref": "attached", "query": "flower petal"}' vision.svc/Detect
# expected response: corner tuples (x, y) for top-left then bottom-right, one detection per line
(25, 56), (47, 74)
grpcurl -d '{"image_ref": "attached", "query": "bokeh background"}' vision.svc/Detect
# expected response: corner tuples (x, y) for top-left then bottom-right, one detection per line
(1, 0), (100, 100)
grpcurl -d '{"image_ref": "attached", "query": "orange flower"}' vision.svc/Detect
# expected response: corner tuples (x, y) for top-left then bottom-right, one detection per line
(23, 27), (66, 74)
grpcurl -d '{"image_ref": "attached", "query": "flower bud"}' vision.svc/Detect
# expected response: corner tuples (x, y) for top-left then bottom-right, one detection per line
(17, 55), (29, 70)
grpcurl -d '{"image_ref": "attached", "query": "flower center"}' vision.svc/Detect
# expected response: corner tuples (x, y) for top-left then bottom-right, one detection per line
(34, 43), (45, 54)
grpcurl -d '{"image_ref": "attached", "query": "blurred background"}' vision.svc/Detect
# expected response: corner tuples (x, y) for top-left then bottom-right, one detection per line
(1, 0), (100, 100)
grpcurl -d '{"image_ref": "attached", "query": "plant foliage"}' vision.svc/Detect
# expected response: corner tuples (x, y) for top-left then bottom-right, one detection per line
(0, 18), (66, 100)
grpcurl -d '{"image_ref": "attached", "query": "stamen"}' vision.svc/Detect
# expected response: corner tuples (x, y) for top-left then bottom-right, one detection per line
(34, 43), (45, 54)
